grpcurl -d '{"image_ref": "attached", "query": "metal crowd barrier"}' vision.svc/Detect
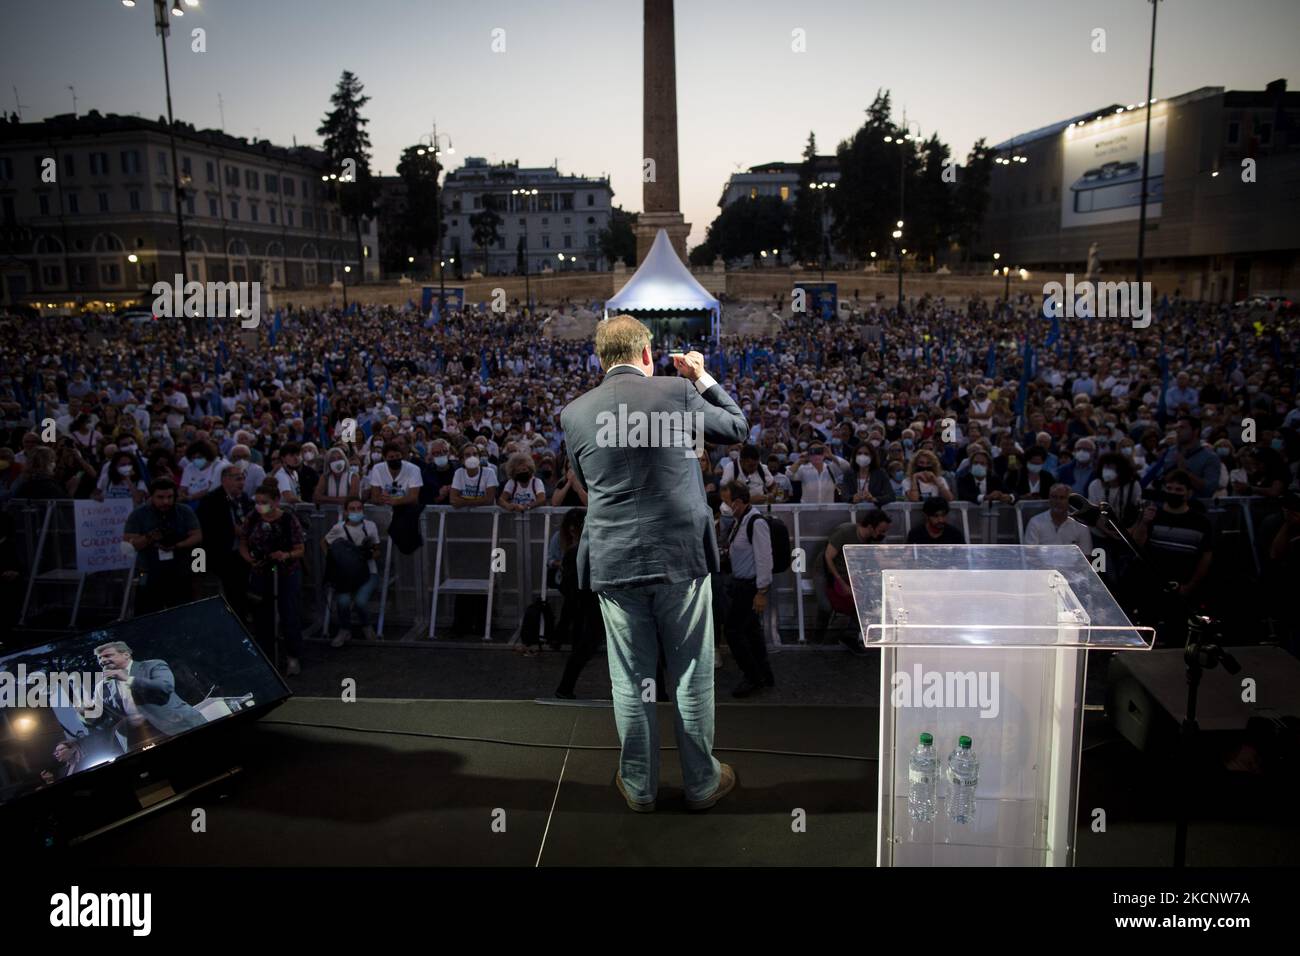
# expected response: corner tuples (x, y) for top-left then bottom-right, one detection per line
(3, 495), (1283, 646)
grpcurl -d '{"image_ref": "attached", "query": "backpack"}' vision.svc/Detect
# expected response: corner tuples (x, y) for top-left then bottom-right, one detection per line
(326, 531), (372, 592)
(746, 511), (793, 574)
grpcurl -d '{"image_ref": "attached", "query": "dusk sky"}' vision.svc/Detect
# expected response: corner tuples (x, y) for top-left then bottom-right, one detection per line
(3, 0), (1296, 248)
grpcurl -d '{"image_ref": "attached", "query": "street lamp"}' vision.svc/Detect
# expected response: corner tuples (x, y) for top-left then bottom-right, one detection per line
(890, 120), (921, 312)
(1136, 0), (1163, 293)
(809, 179), (836, 280)
(124, 0), (198, 330)
(342, 264), (351, 310)
(512, 186), (539, 311)
(419, 124), (455, 312)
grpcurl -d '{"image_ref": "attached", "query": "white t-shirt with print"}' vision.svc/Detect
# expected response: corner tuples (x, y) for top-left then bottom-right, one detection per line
(451, 465), (498, 500)
(502, 476), (544, 506)
(366, 460), (424, 498)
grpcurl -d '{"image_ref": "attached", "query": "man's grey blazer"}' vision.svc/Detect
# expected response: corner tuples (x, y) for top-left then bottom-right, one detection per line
(561, 365), (748, 591)
(98, 658), (208, 739)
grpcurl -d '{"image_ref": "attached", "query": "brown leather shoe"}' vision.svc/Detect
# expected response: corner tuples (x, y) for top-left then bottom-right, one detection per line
(686, 762), (736, 811)
(616, 772), (656, 812)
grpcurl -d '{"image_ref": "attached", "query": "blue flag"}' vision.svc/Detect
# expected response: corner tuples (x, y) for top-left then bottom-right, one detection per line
(984, 343), (997, 379)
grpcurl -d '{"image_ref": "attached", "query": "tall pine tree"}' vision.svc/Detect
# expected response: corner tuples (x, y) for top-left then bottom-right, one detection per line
(317, 71), (378, 279)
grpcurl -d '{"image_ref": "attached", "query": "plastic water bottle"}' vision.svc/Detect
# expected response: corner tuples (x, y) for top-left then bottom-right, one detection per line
(907, 732), (938, 822)
(946, 735), (979, 825)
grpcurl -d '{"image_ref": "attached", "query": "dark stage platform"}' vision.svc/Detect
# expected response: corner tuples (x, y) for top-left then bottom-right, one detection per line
(60, 697), (1300, 866)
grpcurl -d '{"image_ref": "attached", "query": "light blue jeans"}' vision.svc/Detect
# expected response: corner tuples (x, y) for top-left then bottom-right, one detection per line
(336, 573), (379, 628)
(597, 575), (720, 804)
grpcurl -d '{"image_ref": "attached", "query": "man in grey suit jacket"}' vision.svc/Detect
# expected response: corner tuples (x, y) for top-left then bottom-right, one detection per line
(86, 641), (208, 751)
(561, 315), (748, 812)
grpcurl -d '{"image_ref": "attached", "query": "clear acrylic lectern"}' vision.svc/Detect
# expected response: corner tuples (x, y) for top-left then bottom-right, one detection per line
(842, 545), (1154, 867)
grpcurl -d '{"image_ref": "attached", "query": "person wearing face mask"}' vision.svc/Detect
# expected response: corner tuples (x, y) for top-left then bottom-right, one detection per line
(450, 442), (498, 508)
(195, 463), (254, 621)
(95, 451), (148, 505)
(239, 481), (305, 675)
(851, 446), (894, 506)
(720, 445), (776, 504)
(957, 449), (1013, 505)
(718, 481), (775, 698)
(419, 438), (458, 506)
(1127, 471), (1213, 648)
(178, 439), (226, 504)
(322, 496), (382, 646)
(1056, 438), (1098, 496)
(316, 447), (361, 506)
(904, 452), (953, 502)
(225, 443), (267, 492)
(498, 452), (546, 512)
(297, 442), (322, 505)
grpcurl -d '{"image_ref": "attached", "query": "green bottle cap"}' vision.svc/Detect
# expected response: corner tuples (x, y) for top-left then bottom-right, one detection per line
(958, 735), (972, 748)
(919, 733), (933, 746)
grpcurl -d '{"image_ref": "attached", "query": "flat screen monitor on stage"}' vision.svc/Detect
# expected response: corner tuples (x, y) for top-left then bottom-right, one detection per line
(0, 598), (291, 808)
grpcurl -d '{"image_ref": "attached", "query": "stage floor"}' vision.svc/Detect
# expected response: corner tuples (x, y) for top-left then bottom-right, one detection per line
(64, 697), (1299, 866)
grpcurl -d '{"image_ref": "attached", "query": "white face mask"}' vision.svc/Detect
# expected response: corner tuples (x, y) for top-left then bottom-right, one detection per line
(329, 459), (347, 474)
(719, 502), (733, 517)
(856, 455), (871, 467)
(464, 456), (480, 471)
(1102, 467), (1118, 482)
(117, 465), (134, 476)
(434, 455), (449, 468)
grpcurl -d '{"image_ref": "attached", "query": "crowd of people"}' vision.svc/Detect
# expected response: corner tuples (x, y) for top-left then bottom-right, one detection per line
(0, 291), (1297, 680)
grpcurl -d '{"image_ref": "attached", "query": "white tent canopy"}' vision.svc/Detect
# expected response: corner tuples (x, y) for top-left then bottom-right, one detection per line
(605, 229), (720, 341)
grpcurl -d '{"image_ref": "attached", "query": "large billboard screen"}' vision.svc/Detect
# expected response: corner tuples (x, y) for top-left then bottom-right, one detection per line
(1061, 111), (1166, 228)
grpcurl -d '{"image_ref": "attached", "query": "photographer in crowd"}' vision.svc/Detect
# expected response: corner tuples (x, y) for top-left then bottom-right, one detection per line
(239, 480), (306, 675)
(122, 477), (203, 614)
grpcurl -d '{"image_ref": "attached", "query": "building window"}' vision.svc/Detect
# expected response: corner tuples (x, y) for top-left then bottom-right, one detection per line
(749, 187), (757, 199)
(185, 194), (195, 215)
(564, 235), (572, 248)
(67, 193), (79, 214)
(265, 173), (278, 193)
(230, 200), (239, 219)
(269, 206), (277, 224)
(283, 177), (295, 197)
(181, 155), (192, 177)
(286, 208), (294, 226)
(92, 152), (112, 175)
(42, 265), (61, 286)
(250, 202), (259, 222)
(159, 189), (171, 212)
(541, 217), (549, 226)
(61, 154), (74, 178)
(0, 196), (12, 223)
(1227, 121), (1240, 145)
(98, 192), (110, 212)
(587, 193), (594, 206)
(587, 233), (597, 248)
(157, 151), (168, 175)
(206, 160), (216, 183)
(1257, 121), (1273, 145)
(542, 235), (550, 249)
(780, 185), (791, 201)
(0, 157), (11, 181)
(101, 263), (121, 285)
(245, 169), (258, 190)
(560, 193), (573, 211)
(226, 166), (240, 187)
(302, 210), (313, 228)
(38, 194), (50, 215)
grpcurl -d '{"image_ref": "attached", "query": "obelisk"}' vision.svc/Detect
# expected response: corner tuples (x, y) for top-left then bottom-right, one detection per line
(635, 0), (691, 264)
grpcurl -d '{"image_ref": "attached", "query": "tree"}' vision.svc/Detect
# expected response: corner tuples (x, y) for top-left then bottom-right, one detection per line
(393, 143), (442, 264)
(908, 133), (955, 267)
(317, 71), (379, 276)
(790, 131), (823, 263)
(954, 138), (995, 261)
(688, 239), (716, 267)
(699, 195), (790, 264)
(828, 90), (901, 260)
(598, 205), (637, 268)
(469, 196), (503, 274)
